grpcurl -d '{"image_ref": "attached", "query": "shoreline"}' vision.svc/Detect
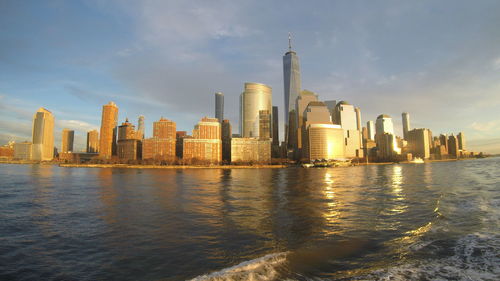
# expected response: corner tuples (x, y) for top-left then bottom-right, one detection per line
(0, 157), (480, 169)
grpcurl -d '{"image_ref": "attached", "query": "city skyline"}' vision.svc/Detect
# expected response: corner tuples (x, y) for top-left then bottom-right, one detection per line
(1, 1), (500, 153)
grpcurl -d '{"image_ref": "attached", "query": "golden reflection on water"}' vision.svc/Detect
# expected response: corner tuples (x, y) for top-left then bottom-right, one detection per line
(389, 165), (407, 215)
(321, 171), (341, 235)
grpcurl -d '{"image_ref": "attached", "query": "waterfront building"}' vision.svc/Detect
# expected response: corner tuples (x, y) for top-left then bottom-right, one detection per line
(153, 117), (176, 139)
(99, 102), (118, 159)
(222, 119), (232, 162)
(324, 100), (337, 122)
(447, 135), (459, 157)
(301, 101), (345, 161)
(142, 118), (176, 161)
(137, 115), (145, 139)
(183, 117), (221, 163)
(439, 134), (449, 154)
(86, 130), (99, 153)
(334, 101), (363, 158)
(307, 124), (345, 161)
(215, 92), (224, 123)
(283, 34), (302, 150)
(61, 128), (74, 153)
(230, 138), (271, 163)
(14, 141), (32, 160)
(407, 128), (431, 159)
(240, 82), (272, 138)
(367, 121), (375, 141)
(32, 107), (55, 161)
(272, 106), (280, 158)
(457, 132), (466, 150)
(295, 90), (319, 154)
(402, 112), (410, 140)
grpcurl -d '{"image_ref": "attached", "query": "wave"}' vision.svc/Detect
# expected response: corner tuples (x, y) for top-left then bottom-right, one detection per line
(190, 252), (288, 281)
(357, 233), (500, 281)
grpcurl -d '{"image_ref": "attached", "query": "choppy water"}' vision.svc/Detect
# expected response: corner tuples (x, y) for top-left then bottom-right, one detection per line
(1, 158), (499, 281)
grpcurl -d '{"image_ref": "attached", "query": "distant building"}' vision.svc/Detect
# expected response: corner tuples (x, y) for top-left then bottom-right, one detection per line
(222, 119), (232, 162)
(272, 106), (280, 158)
(86, 130), (99, 153)
(375, 114), (400, 159)
(61, 128), (74, 153)
(215, 92), (224, 123)
(117, 119), (141, 161)
(366, 121), (375, 141)
(283, 34), (302, 151)
(240, 82), (272, 138)
(32, 107), (55, 161)
(0, 142), (14, 159)
(334, 101), (363, 158)
(402, 112), (410, 140)
(447, 135), (459, 157)
(407, 128), (431, 159)
(175, 131), (188, 159)
(14, 141), (32, 160)
(302, 101), (345, 161)
(137, 115), (145, 139)
(231, 138), (271, 163)
(99, 102), (118, 159)
(457, 132), (466, 151)
(183, 117), (221, 163)
(306, 124), (345, 161)
(439, 134), (448, 153)
(295, 90), (319, 155)
(142, 118), (176, 161)
(258, 109), (271, 139)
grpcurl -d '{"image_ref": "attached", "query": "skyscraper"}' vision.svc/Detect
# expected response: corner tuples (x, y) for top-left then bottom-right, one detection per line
(402, 112), (410, 140)
(153, 117), (176, 139)
(32, 107), (54, 161)
(86, 130), (99, 153)
(296, 90), (319, 154)
(283, 33), (302, 149)
(183, 117), (222, 163)
(240, 82), (272, 138)
(215, 92), (224, 123)
(137, 115), (145, 139)
(272, 106), (279, 146)
(375, 114), (400, 157)
(142, 118), (176, 161)
(457, 132), (466, 150)
(334, 101), (363, 158)
(61, 128), (74, 153)
(99, 101), (118, 159)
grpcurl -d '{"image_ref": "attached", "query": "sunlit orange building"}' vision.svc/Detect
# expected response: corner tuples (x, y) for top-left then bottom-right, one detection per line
(99, 102), (118, 159)
(142, 118), (176, 161)
(183, 117), (221, 163)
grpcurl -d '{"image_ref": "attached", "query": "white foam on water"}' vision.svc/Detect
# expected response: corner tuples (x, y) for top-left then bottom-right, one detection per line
(357, 233), (500, 281)
(190, 252), (289, 281)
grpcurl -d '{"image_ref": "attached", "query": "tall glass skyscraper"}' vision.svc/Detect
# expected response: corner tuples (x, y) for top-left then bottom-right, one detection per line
(283, 34), (301, 148)
(32, 107), (54, 161)
(215, 92), (224, 123)
(240, 83), (272, 138)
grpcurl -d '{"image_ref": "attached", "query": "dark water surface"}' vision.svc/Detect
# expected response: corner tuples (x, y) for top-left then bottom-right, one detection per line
(1, 158), (499, 280)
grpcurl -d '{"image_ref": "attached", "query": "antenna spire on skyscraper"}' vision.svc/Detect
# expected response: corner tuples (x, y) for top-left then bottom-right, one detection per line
(288, 32), (292, 51)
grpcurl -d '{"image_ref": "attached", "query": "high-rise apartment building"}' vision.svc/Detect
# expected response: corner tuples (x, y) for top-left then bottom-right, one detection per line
(240, 82), (272, 138)
(215, 92), (224, 123)
(142, 118), (176, 161)
(183, 117), (222, 163)
(14, 141), (32, 160)
(32, 107), (55, 161)
(86, 130), (99, 153)
(99, 102), (118, 159)
(61, 128), (74, 153)
(283, 34), (302, 149)
(402, 112), (410, 140)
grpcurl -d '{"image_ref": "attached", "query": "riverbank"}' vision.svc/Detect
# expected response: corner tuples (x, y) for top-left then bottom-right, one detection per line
(58, 163), (286, 169)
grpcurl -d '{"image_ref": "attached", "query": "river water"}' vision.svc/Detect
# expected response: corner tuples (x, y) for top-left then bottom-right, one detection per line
(1, 158), (499, 280)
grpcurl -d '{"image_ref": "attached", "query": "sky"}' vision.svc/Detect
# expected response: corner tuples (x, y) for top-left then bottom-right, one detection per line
(1, 0), (500, 153)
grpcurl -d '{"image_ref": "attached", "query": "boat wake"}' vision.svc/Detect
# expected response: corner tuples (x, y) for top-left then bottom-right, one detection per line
(190, 252), (288, 281)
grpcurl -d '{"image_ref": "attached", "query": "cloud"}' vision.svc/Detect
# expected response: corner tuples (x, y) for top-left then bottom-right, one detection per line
(56, 120), (99, 132)
(469, 121), (499, 132)
(492, 57), (500, 70)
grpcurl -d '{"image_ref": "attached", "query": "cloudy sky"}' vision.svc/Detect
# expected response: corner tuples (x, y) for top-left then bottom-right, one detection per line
(1, 0), (500, 153)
